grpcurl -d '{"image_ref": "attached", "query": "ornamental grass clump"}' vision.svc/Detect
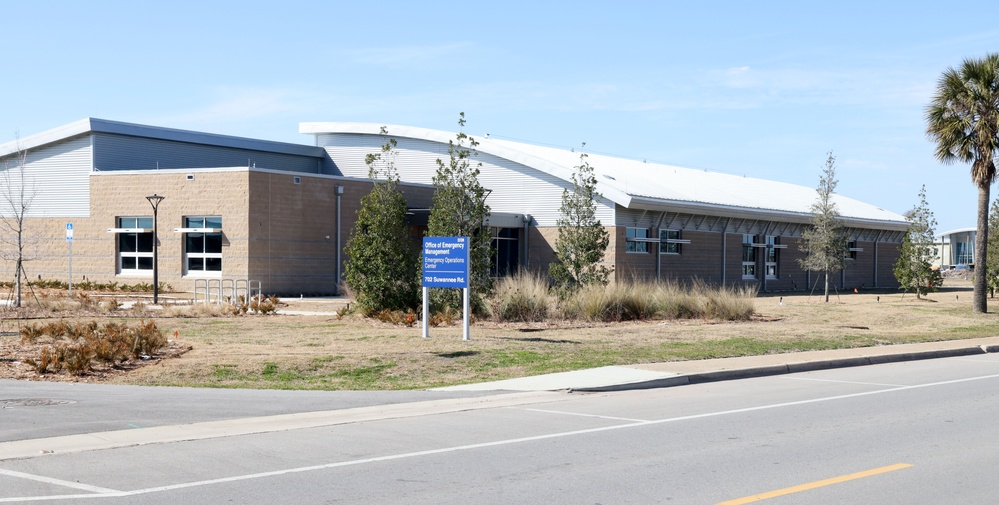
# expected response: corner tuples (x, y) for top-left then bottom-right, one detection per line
(561, 279), (755, 322)
(491, 272), (549, 322)
(650, 281), (701, 320)
(693, 281), (756, 321)
(21, 319), (167, 375)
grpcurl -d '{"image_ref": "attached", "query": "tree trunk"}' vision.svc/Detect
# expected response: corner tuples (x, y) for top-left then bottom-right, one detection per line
(974, 183), (990, 312)
(14, 258), (21, 308)
(824, 272), (830, 302)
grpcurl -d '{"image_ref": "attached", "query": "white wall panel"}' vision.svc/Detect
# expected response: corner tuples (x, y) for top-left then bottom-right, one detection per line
(0, 135), (91, 218)
(318, 133), (614, 227)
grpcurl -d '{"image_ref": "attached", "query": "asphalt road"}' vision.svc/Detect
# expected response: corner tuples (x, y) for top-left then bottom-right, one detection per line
(4, 354), (999, 504)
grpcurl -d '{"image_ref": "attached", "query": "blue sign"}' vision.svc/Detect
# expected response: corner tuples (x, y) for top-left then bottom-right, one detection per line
(422, 236), (470, 288)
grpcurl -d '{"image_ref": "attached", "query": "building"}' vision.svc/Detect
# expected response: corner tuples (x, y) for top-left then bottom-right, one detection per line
(0, 118), (432, 296)
(303, 122), (908, 292)
(934, 228), (976, 269)
(0, 118), (908, 298)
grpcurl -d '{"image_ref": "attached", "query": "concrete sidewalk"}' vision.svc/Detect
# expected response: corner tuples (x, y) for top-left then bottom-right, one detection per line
(432, 336), (999, 392)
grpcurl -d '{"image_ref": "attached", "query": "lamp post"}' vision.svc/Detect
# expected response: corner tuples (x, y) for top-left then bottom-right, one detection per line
(146, 194), (165, 304)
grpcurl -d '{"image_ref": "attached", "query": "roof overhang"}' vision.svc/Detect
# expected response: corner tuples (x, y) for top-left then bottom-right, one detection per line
(628, 196), (910, 231)
(300, 122), (634, 208)
(2, 118), (325, 159)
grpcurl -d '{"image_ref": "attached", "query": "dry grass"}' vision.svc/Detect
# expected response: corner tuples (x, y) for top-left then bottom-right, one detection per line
(2, 282), (997, 390)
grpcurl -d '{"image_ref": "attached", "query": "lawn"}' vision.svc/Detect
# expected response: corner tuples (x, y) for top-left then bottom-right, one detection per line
(3, 282), (997, 390)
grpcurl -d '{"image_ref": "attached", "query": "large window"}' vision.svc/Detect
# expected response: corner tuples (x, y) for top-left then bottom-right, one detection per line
(117, 216), (154, 274)
(660, 229), (681, 254)
(183, 216), (223, 275)
(765, 235), (779, 279)
(626, 227), (649, 253)
(742, 234), (756, 279)
(491, 227), (520, 278)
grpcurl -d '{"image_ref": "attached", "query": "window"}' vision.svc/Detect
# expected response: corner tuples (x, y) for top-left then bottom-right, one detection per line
(765, 236), (779, 279)
(183, 216), (223, 274)
(846, 241), (863, 260)
(626, 227), (649, 253)
(660, 229), (681, 254)
(117, 216), (154, 274)
(490, 227), (520, 278)
(742, 234), (756, 279)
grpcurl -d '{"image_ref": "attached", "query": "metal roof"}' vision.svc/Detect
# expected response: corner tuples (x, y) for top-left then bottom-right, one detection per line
(938, 228), (976, 237)
(1, 118), (325, 158)
(301, 122), (908, 229)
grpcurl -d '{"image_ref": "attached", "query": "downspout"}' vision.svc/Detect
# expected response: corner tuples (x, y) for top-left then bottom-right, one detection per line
(336, 185), (344, 294)
(522, 214), (531, 271)
(761, 221), (771, 292)
(722, 218), (730, 285)
(841, 233), (848, 289)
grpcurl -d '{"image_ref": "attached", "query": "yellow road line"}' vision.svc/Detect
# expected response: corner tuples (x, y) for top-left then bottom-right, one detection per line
(717, 463), (914, 505)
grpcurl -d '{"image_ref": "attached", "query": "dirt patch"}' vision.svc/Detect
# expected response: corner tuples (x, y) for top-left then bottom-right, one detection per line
(0, 334), (193, 382)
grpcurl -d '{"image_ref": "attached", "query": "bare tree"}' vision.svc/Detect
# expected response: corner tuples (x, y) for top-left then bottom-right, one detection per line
(0, 138), (37, 307)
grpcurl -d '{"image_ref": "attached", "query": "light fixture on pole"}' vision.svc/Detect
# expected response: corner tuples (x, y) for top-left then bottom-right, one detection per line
(146, 194), (165, 304)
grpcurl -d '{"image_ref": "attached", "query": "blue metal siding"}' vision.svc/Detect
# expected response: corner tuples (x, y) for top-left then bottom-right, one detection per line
(93, 133), (321, 173)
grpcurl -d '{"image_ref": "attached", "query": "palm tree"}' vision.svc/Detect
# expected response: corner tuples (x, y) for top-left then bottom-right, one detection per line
(926, 53), (999, 313)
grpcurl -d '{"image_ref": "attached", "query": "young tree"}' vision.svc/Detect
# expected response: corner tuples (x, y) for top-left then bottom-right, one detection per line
(0, 139), (36, 307)
(925, 53), (999, 313)
(798, 152), (847, 302)
(426, 113), (492, 313)
(343, 127), (419, 314)
(894, 185), (942, 298)
(549, 150), (612, 299)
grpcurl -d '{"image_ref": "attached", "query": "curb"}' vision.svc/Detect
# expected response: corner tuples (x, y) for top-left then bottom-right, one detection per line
(572, 345), (992, 393)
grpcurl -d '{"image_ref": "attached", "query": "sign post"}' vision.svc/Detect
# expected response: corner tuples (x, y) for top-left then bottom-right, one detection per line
(66, 223), (73, 297)
(421, 236), (471, 341)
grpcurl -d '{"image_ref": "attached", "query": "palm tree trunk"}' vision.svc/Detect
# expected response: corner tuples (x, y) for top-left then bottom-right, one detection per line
(975, 183), (990, 312)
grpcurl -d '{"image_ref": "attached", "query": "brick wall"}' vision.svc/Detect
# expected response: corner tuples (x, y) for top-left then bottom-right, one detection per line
(0, 170), (254, 292)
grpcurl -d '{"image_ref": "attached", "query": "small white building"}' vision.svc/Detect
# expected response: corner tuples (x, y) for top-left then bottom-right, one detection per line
(935, 228), (976, 268)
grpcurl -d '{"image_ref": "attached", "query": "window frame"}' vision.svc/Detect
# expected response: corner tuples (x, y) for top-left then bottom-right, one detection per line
(115, 216), (154, 276)
(659, 229), (682, 255)
(741, 234), (757, 279)
(181, 216), (223, 276)
(765, 235), (779, 279)
(626, 227), (649, 253)
(846, 240), (862, 261)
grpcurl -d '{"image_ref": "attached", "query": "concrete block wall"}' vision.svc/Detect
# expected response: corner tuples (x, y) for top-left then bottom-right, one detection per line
(0, 170), (253, 292)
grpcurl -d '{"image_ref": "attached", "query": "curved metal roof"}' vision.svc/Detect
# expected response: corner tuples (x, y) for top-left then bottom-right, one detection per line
(301, 122), (907, 229)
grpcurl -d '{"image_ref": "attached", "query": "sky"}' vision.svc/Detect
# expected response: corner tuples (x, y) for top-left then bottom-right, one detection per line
(3, 1), (998, 233)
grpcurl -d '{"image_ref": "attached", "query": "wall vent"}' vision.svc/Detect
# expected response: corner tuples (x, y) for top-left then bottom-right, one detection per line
(186, 174), (195, 181)
(293, 176), (302, 185)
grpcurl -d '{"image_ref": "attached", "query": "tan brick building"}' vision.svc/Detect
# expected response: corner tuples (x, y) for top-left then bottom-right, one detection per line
(0, 119), (432, 296)
(0, 118), (908, 298)
(303, 122), (910, 292)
